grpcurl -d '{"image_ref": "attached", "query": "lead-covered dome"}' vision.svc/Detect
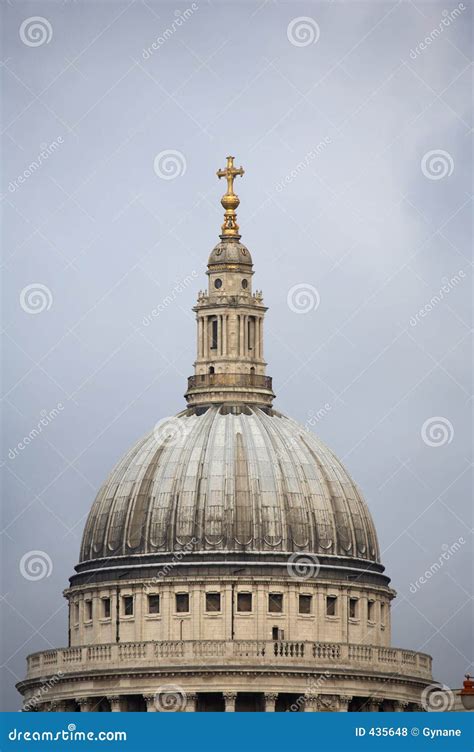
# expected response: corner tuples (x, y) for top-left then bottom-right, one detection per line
(80, 406), (380, 564)
(208, 239), (253, 267)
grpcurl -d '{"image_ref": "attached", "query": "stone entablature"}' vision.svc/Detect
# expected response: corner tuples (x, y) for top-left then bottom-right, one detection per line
(25, 640), (432, 683)
(21, 690), (424, 714)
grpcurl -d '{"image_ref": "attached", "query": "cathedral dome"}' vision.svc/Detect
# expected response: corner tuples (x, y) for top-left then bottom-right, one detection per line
(79, 406), (380, 565)
(19, 156), (433, 715)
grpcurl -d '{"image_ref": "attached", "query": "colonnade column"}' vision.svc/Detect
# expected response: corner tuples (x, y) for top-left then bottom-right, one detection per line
(203, 316), (208, 356)
(49, 701), (68, 712)
(223, 314), (228, 355)
(304, 694), (318, 712)
(107, 696), (122, 712)
(392, 700), (409, 712)
(217, 316), (222, 355)
(338, 695), (352, 712)
(224, 692), (237, 711)
(143, 695), (157, 712)
(366, 698), (383, 712)
(184, 693), (197, 712)
(197, 318), (203, 359)
(76, 697), (96, 712)
(264, 693), (278, 712)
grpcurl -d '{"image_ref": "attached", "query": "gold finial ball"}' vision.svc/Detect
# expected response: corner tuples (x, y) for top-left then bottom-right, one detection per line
(221, 193), (239, 210)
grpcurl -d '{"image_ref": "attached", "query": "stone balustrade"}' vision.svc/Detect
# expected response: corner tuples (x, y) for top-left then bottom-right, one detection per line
(26, 640), (432, 681)
(187, 373), (273, 390)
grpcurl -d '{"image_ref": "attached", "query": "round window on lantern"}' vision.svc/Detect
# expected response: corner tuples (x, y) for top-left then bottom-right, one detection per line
(214, 278), (222, 289)
(241, 279), (248, 289)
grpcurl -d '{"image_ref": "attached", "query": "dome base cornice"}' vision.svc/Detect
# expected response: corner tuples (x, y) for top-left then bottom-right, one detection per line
(69, 552), (390, 589)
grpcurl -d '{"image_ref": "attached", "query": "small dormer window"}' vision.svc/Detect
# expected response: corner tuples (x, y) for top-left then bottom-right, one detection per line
(214, 278), (222, 289)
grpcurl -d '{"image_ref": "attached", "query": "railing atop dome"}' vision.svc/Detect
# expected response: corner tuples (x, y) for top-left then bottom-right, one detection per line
(187, 373), (273, 390)
(25, 640), (432, 682)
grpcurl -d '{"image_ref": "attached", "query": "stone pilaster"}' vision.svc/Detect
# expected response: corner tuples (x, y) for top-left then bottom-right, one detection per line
(51, 700), (68, 713)
(107, 696), (122, 712)
(264, 693), (278, 712)
(224, 692), (237, 711)
(184, 692), (197, 712)
(49, 701), (68, 712)
(143, 695), (157, 712)
(76, 697), (96, 712)
(366, 698), (383, 712)
(338, 695), (352, 712)
(304, 694), (319, 712)
(392, 700), (409, 712)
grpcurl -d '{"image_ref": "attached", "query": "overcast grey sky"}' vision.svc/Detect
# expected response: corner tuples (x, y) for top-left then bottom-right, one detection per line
(1, 0), (472, 710)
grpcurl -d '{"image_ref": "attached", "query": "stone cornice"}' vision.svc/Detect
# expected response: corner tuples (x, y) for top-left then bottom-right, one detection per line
(18, 666), (432, 693)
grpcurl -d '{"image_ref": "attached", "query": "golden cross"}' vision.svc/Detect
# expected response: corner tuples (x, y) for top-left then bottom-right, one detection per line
(216, 156), (245, 237)
(216, 156), (245, 195)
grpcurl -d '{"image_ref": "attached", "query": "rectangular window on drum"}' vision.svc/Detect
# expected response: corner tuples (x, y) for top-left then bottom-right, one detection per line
(268, 593), (283, 613)
(205, 593), (221, 612)
(349, 598), (359, 619)
(299, 594), (312, 614)
(148, 594), (160, 614)
(122, 595), (134, 616)
(368, 600), (375, 622)
(237, 592), (252, 612)
(326, 595), (337, 616)
(102, 598), (111, 619)
(175, 593), (189, 613)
